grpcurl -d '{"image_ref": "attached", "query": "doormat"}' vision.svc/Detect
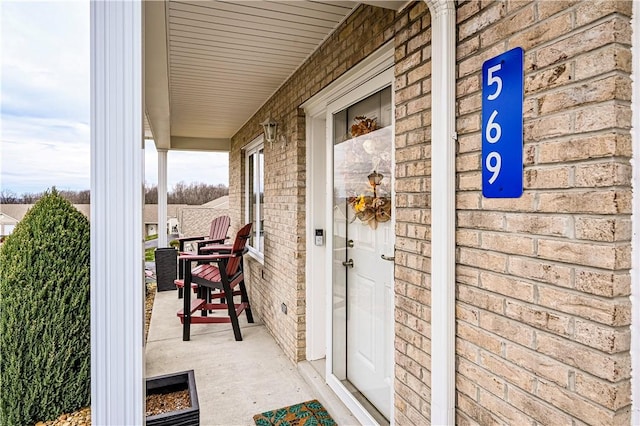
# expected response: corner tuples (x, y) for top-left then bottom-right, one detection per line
(253, 399), (337, 426)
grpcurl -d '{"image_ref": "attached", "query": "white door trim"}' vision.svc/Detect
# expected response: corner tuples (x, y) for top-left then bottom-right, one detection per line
(303, 43), (394, 424)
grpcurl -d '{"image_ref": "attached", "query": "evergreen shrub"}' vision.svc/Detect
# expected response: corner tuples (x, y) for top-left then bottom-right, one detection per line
(0, 190), (90, 425)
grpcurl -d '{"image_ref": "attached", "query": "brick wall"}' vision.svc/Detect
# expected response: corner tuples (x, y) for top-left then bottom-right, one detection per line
(227, 0), (634, 423)
(229, 5), (397, 362)
(453, 1), (632, 424)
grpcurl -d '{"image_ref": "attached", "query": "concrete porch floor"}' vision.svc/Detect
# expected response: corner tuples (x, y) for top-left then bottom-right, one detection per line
(145, 289), (360, 426)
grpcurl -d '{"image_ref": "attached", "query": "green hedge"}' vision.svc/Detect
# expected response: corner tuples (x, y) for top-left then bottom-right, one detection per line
(0, 191), (90, 425)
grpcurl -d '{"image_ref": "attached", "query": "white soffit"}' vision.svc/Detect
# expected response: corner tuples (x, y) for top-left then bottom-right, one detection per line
(163, 0), (356, 148)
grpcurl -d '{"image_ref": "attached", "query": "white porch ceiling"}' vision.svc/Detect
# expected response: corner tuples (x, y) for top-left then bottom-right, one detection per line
(144, 0), (408, 152)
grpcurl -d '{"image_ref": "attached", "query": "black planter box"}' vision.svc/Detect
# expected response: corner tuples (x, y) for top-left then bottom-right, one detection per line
(155, 247), (178, 292)
(146, 370), (199, 426)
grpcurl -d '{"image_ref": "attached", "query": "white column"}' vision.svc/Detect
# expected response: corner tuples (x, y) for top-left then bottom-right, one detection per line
(157, 148), (168, 247)
(630, 1), (640, 423)
(90, 1), (144, 424)
(427, 1), (457, 424)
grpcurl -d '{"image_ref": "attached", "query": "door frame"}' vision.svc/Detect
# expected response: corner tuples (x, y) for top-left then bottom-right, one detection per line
(303, 42), (394, 425)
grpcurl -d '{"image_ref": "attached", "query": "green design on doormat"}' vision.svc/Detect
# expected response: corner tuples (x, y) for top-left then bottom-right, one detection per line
(253, 399), (337, 426)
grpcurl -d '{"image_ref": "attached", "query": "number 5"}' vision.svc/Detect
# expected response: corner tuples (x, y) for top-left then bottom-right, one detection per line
(486, 63), (502, 100)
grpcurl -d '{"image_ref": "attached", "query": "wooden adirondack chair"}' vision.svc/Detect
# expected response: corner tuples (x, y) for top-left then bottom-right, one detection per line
(176, 223), (254, 341)
(175, 215), (230, 298)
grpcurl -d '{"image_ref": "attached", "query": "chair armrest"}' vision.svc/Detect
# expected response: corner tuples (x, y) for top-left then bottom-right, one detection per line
(179, 253), (236, 262)
(199, 243), (233, 253)
(196, 237), (228, 247)
(177, 235), (206, 242)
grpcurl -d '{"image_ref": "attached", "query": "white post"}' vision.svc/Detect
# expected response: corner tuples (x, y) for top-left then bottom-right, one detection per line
(158, 148), (168, 247)
(427, 1), (457, 424)
(90, 1), (144, 424)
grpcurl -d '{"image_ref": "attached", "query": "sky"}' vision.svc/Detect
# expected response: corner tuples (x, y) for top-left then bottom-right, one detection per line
(1, 1), (229, 196)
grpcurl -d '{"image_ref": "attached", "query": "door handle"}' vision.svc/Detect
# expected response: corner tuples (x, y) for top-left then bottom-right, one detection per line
(381, 254), (395, 261)
(342, 259), (354, 268)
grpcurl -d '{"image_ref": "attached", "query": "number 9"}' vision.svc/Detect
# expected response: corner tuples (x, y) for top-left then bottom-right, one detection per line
(486, 152), (501, 184)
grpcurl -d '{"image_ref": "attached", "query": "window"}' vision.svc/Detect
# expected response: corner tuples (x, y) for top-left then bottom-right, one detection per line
(245, 137), (264, 261)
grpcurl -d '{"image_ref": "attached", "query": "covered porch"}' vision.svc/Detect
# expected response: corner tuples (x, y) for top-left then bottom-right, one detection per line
(91, 0), (456, 424)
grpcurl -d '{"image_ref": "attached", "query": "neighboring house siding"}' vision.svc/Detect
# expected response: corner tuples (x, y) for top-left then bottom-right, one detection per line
(229, 1), (634, 424)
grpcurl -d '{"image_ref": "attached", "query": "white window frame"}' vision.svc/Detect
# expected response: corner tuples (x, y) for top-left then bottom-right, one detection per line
(244, 135), (265, 263)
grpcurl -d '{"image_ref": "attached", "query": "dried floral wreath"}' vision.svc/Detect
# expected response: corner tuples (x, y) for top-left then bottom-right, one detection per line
(350, 115), (378, 137)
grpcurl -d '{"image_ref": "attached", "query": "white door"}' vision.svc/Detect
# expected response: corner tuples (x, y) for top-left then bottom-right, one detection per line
(331, 86), (394, 420)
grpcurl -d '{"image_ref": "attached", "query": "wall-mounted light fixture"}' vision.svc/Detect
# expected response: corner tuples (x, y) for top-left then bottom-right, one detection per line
(261, 115), (278, 147)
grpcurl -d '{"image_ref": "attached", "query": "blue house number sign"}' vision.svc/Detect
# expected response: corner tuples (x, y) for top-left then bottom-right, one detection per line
(482, 47), (524, 198)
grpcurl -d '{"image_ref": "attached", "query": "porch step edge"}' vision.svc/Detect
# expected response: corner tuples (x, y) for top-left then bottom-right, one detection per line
(297, 360), (361, 426)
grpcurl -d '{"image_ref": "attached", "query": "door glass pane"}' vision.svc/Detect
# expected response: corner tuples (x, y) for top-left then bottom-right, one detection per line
(332, 86), (393, 421)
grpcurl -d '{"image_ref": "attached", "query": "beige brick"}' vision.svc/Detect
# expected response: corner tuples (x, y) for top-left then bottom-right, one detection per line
(537, 190), (629, 214)
(536, 0), (579, 20)
(458, 43), (505, 78)
(537, 238), (627, 269)
(505, 300), (572, 337)
(507, 387), (573, 425)
(459, 357), (505, 397)
(458, 92), (481, 115)
(478, 388), (533, 425)
(457, 229), (481, 248)
(396, 83), (423, 105)
(575, 103), (632, 133)
(458, 247), (508, 273)
(575, 372), (631, 411)
(457, 374), (479, 401)
(575, 216), (631, 242)
(538, 285), (630, 326)
(482, 232), (535, 256)
(456, 113), (481, 134)
(458, 171), (482, 191)
(538, 76), (630, 116)
(457, 35), (480, 61)
(537, 379), (620, 425)
(457, 319), (503, 355)
(524, 166), (570, 189)
(458, 285), (504, 315)
(480, 192), (536, 211)
(457, 74), (481, 98)
(457, 211), (504, 230)
(457, 132), (481, 154)
(457, 393), (501, 426)
(575, 270), (630, 297)
(457, 336), (481, 364)
(510, 11), (573, 52)
(457, 1), (481, 24)
(525, 62), (572, 95)
(480, 352), (536, 392)
(504, 343), (570, 387)
(457, 265), (480, 286)
(575, 162), (632, 188)
(480, 272), (535, 302)
(458, 2), (505, 41)
(574, 320), (630, 353)
(536, 333), (631, 382)
(479, 311), (534, 347)
(534, 17), (631, 69)
(575, 45), (632, 80)
(457, 303), (480, 326)
(505, 213), (569, 237)
(574, 0), (632, 27)
(538, 133), (631, 164)
(456, 192), (482, 210)
(524, 112), (573, 141)
(480, 4), (534, 48)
